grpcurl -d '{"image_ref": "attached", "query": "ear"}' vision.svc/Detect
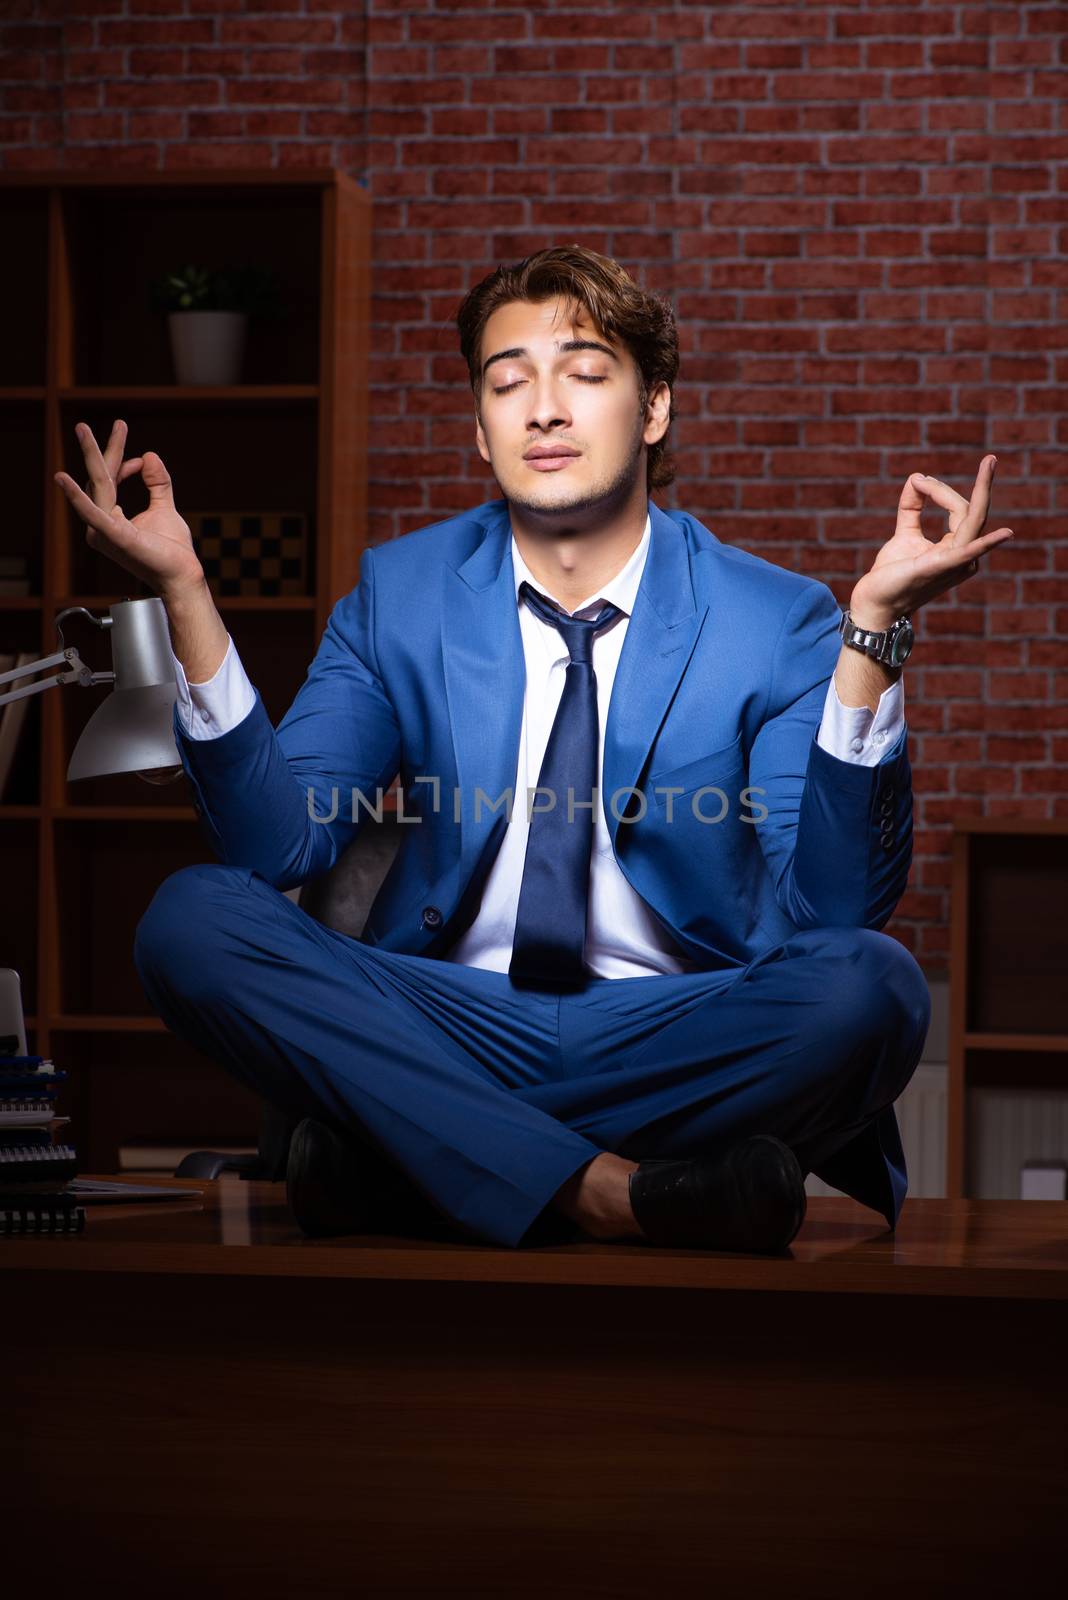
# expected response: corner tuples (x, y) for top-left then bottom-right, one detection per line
(475, 411), (491, 465)
(643, 381), (671, 448)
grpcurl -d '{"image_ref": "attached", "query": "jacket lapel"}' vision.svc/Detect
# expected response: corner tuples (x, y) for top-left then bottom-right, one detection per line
(602, 499), (708, 851)
(441, 501), (526, 895)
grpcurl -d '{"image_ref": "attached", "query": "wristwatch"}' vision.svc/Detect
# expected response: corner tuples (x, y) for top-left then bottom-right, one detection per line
(839, 609), (915, 668)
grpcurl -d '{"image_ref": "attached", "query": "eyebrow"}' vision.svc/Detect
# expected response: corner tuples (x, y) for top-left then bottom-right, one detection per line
(481, 339), (620, 380)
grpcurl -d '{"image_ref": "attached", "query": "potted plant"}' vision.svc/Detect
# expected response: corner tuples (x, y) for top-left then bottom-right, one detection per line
(149, 263), (282, 386)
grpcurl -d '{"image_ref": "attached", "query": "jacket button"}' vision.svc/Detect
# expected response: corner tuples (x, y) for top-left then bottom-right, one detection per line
(878, 784), (894, 805)
(880, 834), (895, 852)
(421, 906), (442, 929)
(880, 797), (894, 817)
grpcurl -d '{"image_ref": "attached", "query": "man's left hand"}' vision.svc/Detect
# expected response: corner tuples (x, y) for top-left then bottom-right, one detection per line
(849, 455), (1014, 630)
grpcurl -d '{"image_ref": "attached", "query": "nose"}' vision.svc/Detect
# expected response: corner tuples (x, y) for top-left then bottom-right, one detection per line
(525, 373), (571, 433)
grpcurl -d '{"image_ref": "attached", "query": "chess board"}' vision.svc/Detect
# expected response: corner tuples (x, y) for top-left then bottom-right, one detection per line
(190, 511), (309, 597)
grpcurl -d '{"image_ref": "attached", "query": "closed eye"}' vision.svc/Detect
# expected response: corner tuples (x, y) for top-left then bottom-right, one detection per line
(492, 376), (608, 395)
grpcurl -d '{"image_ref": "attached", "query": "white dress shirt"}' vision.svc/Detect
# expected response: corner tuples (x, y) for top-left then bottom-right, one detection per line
(170, 512), (905, 978)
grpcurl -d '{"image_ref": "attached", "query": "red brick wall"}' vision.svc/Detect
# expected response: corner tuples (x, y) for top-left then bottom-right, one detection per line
(3, 1), (1065, 970)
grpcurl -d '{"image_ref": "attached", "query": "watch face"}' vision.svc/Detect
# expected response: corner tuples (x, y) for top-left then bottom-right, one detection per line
(890, 623), (914, 666)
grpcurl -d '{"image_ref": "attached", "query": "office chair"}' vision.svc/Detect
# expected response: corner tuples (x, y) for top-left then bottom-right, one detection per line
(175, 815), (405, 1180)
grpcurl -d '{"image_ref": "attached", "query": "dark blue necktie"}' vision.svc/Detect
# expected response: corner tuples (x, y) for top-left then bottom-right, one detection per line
(508, 580), (623, 988)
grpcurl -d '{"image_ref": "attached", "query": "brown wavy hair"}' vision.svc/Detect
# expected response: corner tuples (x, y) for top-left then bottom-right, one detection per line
(454, 244), (679, 492)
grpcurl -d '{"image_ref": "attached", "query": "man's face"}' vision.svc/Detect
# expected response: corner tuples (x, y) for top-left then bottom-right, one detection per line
(473, 296), (668, 519)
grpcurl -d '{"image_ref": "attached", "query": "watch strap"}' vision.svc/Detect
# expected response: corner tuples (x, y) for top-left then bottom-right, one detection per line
(840, 609), (912, 666)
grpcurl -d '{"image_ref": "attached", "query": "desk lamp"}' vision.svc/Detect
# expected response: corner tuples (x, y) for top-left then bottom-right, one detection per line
(0, 596), (183, 783)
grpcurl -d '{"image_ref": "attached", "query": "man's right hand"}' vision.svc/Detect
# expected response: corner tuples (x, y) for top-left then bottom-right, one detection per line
(54, 418), (206, 600)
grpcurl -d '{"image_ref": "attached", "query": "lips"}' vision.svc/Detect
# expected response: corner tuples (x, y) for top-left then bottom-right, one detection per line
(525, 454), (579, 471)
(523, 447), (580, 460)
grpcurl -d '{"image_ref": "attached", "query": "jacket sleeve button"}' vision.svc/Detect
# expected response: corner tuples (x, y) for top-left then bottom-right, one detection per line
(421, 906), (442, 928)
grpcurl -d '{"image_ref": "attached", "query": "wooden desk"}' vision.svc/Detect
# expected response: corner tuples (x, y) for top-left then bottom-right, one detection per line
(4, 1178), (1067, 1599)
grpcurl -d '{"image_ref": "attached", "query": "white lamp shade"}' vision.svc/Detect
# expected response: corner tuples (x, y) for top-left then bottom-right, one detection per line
(65, 596), (184, 783)
(67, 682), (181, 781)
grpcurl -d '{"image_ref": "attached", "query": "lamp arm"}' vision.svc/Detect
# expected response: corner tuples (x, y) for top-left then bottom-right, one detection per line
(53, 605), (114, 646)
(0, 604), (119, 708)
(0, 647), (115, 708)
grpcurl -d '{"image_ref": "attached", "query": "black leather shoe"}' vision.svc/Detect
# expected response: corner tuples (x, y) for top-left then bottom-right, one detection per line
(286, 1116), (456, 1240)
(628, 1134), (806, 1253)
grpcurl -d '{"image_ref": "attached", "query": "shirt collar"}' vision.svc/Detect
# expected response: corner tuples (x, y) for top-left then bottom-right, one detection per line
(510, 509), (651, 620)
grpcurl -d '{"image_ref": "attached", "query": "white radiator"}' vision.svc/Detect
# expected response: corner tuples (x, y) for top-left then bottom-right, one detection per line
(968, 1088), (1068, 1200)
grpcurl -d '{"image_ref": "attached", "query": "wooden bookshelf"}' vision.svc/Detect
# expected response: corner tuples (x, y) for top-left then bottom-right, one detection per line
(948, 818), (1068, 1197)
(0, 168), (373, 1169)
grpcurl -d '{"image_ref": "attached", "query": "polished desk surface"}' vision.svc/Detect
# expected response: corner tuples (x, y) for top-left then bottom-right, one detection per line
(2, 1175), (1067, 1298)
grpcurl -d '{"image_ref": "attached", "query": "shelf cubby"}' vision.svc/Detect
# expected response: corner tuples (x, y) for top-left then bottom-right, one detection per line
(948, 820), (1068, 1197)
(58, 394), (320, 600)
(0, 167), (370, 1166)
(0, 820), (39, 1012)
(0, 396), (46, 597)
(0, 188), (49, 386)
(61, 182), (322, 389)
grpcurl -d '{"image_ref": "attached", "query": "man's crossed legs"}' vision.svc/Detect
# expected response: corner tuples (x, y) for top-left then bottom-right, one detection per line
(133, 863), (932, 1249)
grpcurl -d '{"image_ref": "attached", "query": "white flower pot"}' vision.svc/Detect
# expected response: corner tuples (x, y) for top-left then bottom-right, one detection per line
(167, 310), (249, 386)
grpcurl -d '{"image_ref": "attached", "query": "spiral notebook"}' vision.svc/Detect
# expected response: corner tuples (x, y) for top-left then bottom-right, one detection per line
(0, 1037), (203, 1216)
(0, 1195), (85, 1235)
(0, 1142), (78, 1186)
(0, 1180), (203, 1231)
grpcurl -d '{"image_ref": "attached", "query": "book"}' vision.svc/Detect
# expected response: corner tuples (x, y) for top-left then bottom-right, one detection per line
(0, 1143), (78, 1185)
(1, 1125), (53, 1147)
(0, 1102), (70, 1129)
(0, 1059), (65, 1098)
(0, 1181), (204, 1207)
(1, 1077), (63, 1095)
(0, 1072), (65, 1096)
(0, 1183), (77, 1204)
(0, 1197), (85, 1235)
(65, 1178), (205, 1202)
(0, 1027), (90, 1228)
(0, 1060), (65, 1120)
(0, 651), (38, 801)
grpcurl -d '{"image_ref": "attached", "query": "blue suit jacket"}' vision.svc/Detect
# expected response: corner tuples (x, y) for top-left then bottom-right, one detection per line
(173, 495), (917, 1224)
(175, 496), (913, 970)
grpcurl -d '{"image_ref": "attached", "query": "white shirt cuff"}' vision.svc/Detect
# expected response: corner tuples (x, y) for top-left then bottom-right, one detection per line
(171, 633), (257, 740)
(816, 674), (905, 767)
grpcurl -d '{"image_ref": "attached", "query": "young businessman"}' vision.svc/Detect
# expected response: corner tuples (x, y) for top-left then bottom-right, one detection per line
(55, 246), (1012, 1251)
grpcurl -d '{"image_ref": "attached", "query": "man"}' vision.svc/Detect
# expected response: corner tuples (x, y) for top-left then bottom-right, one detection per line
(55, 245), (1012, 1253)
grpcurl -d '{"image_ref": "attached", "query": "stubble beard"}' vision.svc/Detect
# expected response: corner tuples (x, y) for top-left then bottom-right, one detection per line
(502, 417), (647, 527)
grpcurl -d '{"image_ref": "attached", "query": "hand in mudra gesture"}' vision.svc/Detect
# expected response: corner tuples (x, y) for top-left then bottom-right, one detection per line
(851, 455), (1015, 625)
(53, 418), (204, 598)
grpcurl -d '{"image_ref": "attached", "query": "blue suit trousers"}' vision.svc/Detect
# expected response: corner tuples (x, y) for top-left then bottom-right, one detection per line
(133, 863), (932, 1249)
